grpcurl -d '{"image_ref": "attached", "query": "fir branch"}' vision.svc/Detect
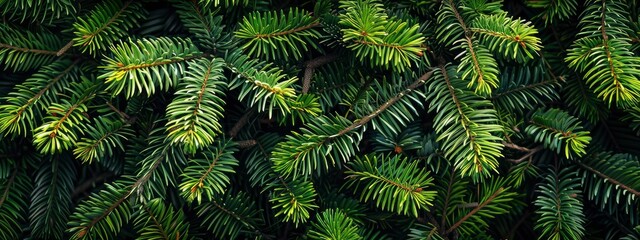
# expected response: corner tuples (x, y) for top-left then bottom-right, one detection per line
(49, 96), (90, 139)
(11, 59), (80, 124)
(116, 55), (202, 71)
(446, 187), (504, 234)
(81, 1), (133, 41)
(598, 1), (622, 93)
(440, 65), (488, 172)
(129, 146), (168, 197)
(255, 22), (320, 38)
(78, 188), (130, 238)
(440, 168), (457, 233)
(210, 199), (257, 231)
(577, 162), (640, 197)
(0, 43), (66, 56)
(446, 0), (469, 31)
(191, 147), (223, 194)
(141, 202), (169, 240)
(330, 69), (436, 138)
(448, 0), (497, 94)
(0, 163), (19, 208)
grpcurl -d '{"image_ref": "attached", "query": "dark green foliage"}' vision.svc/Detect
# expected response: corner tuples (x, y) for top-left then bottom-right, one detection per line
(73, 116), (134, 164)
(0, 158), (32, 240)
(29, 155), (76, 239)
(196, 191), (264, 239)
(66, 180), (133, 240)
(0, 60), (80, 136)
(426, 65), (503, 181)
(0, 0), (639, 239)
(534, 167), (585, 240)
(133, 198), (190, 240)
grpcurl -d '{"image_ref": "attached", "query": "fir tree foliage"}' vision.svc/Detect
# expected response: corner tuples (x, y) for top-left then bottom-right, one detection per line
(0, 0), (639, 239)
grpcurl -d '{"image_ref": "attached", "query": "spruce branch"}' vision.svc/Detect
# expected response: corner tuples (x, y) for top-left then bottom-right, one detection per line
(105, 101), (131, 123)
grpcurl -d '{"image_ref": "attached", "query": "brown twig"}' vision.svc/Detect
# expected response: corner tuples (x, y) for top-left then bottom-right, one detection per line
(106, 101), (131, 123)
(302, 53), (340, 93)
(502, 142), (534, 152)
(56, 40), (75, 56)
(507, 210), (531, 239)
(236, 139), (257, 149)
(506, 146), (543, 164)
(72, 172), (113, 198)
(228, 108), (256, 138)
(0, 43), (67, 56)
(456, 202), (479, 208)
